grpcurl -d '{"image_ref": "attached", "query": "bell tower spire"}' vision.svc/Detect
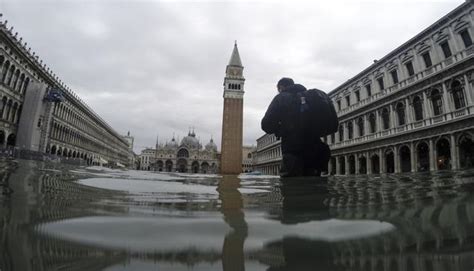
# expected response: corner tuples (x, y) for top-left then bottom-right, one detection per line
(220, 42), (245, 174)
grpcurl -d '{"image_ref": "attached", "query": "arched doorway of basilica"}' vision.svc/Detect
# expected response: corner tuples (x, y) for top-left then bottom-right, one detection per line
(400, 146), (411, 173)
(51, 145), (57, 155)
(348, 155), (355, 174)
(436, 138), (451, 170)
(330, 157), (336, 175)
(385, 150), (395, 173)
(338, 157), (345, 175)
(191, 161), (199, 173)
(157, 160), (164, 171)
(177, 158), (187, 173)
(417, 142), (430, 172)
(201, 162), (209, 173)
(358, 156), (367, 174)
(459, 134), (474, 169)
(371, 155), (380, 174)
(165, 160), (173, 172)
(6, 133), (15, 147)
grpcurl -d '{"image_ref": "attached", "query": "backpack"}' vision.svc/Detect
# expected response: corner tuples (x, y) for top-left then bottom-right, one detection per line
(297, 88), (339, 137)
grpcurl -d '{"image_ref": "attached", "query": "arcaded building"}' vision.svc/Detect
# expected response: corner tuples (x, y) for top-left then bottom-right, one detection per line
(254, 134), (281, 175)
(255, 1), (474, 175)
(327, 1), (474, 175)
(0, 16), (130, 166)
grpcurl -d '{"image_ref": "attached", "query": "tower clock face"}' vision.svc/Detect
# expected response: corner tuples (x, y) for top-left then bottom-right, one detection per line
(230, 69), (240, 76)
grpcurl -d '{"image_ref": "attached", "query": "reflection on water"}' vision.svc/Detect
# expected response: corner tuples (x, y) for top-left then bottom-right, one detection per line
(1, 160), (474, 270)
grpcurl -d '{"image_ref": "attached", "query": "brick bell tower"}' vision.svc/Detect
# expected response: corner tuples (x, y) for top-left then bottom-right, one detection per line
(220, 42), (245, 174)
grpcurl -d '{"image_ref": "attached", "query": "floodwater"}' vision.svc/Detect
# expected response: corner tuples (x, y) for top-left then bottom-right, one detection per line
(1, 160), (474, 271)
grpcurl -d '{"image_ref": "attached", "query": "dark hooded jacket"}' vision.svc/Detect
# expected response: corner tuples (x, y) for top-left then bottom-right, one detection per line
(261, 84), (313, 154)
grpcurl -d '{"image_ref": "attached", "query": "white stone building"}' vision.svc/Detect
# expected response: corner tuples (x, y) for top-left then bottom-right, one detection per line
(242, 145), (256, 172)
(0, 15), (130, 166)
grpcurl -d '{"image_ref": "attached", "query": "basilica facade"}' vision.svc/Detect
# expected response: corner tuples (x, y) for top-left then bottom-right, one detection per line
(138, 131), (219, 173)
(255, 1), (474, 175)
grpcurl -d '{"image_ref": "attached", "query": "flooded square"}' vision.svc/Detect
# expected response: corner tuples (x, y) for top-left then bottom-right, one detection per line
(2, 159), (474, 270)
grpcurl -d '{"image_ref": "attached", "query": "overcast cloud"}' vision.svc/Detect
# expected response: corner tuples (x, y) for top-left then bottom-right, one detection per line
(0, 0), (464, 153)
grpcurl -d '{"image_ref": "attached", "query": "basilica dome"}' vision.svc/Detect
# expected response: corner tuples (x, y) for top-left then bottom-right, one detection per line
(205, 139), (217, 152)
(181, 132), (201, 149)
(165, 137), (178, 149)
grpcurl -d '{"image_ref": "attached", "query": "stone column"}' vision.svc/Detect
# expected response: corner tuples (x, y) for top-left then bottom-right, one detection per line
(364, 115), (370, 135)
(429, 138), (436, 171)
(406, 97), (413, 124)
(366, 152), (373, 174)
(450, 133), (458, 170)
(422, 91), (432, 120)
(394, 146), (400, 173)
(335, 156), (340, 175)
(441, 83), (451, 115)
(376, 110), (382, 132)
(463, 74), (473, 106)
(410, 142), (417, 172)
(379, 149), (385, 173)
(390, 104), (397, 128)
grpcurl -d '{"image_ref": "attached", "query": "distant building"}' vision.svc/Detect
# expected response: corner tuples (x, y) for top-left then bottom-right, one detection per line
(138, 130), (219, 173)
(242, 145), (256, 172)
(255, 1), (474, 175)
(254, 134), (281, 175)
(122, 131), (136, 169)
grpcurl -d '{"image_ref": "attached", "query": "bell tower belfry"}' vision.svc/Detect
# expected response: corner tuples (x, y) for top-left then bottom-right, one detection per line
(220, 42), (245, 174)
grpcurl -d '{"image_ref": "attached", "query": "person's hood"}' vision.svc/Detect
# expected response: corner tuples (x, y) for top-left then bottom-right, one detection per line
(283, 84), (307, 94)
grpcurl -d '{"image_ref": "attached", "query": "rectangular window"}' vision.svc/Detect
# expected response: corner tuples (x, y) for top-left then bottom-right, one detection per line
(345, 96), (350, 107)
(422, 52), (432, 68)
(405, 61), (415, 76)
(355, 90), (360, 102)
(390, 70), (399, 84)
(337, 100), (341, 111)
(366, 84), (371, 97)
(460, 29), (473, 48)
(440, 41), (452, 58)
(377, 77), (384, 90)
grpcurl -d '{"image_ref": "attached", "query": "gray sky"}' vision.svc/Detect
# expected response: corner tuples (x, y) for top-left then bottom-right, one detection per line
(1, 0), (464, 153)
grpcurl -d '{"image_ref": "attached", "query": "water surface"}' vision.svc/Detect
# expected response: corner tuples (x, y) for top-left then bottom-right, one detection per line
(1, 159), (474, 270)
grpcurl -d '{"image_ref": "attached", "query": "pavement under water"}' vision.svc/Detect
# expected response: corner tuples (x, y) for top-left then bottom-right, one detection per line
(1, 160), (474, 270)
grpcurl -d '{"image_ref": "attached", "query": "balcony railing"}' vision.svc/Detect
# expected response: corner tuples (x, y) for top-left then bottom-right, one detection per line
(335, 48), (472, 118)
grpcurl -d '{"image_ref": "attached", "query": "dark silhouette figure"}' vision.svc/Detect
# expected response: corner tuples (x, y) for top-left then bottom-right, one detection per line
(262, 78), (330, 177)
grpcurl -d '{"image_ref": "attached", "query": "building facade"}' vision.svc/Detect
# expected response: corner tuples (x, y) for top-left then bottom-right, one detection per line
(254, 134), (282, 175)
(220, 42), (245, 174)
(138, 131), (219, 173)
(122, 131), (136, 168)
(0, 17), (130, 166)
(242, 145), (256, 172)
(255, 1), (474, 175)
